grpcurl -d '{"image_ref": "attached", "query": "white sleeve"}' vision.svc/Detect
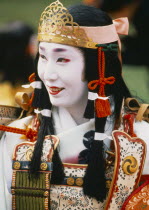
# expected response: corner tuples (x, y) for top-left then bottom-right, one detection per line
(0, 133), (12, 210)
(0, 116), (33, 210)
(134, 120), (149, 174)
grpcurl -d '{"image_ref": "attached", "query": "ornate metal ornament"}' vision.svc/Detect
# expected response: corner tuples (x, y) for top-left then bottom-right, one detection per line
(105, 130), (146, 210)
(38, 0), (94, 48)
(40, 162), (48, 171)
(67, 177), (75, 186)
(13, 161), (21, 170)
(38, 0), (128, 49)
(122, 156), (138, 175)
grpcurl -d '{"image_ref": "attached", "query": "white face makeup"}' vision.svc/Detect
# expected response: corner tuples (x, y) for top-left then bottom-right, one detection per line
(38, 42), (88, 110)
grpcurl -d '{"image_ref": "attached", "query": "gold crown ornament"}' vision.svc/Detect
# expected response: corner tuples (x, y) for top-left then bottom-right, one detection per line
(38, 0), (95, 48)
(38, 0), (129, 49)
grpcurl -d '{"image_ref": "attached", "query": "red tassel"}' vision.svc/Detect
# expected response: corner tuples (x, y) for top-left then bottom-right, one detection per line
(88, 47), (115, 118)
(95, 98), (111, 118)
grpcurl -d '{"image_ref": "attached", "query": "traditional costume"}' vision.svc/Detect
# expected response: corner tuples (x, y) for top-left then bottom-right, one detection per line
(0, 0), (149, 209)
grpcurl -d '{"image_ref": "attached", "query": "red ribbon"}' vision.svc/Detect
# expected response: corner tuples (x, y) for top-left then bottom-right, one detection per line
(88, 76), (115, 91)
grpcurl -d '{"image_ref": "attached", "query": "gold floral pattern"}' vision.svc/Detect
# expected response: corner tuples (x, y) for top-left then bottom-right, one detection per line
(125, 182), (149, 210)
(50, 164), (114, 209)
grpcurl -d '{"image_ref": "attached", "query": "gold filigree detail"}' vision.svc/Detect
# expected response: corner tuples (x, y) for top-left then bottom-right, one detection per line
(122, 156), (138, 175)
(38, 0), (96, 48)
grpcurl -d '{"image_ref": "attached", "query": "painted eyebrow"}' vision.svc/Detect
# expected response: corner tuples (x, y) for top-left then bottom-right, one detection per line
(39, 46), (45, 51)
(53, 48), (67, 52)
(39, 46), (67, 53)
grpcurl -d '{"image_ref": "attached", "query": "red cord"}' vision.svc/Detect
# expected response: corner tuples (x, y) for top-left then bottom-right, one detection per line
(0, 125), (37, 142)
(88, 47), (115, 118)
(124, 114), (137, 137)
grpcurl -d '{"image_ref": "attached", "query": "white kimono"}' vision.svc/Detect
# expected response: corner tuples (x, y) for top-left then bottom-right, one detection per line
(0, 107), (149, 210)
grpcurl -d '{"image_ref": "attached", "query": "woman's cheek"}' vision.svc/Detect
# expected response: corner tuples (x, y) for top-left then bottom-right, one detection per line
(37, 62), (44, 81)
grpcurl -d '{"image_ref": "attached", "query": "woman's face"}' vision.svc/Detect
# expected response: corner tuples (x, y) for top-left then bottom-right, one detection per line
(38, 42), (88, 108)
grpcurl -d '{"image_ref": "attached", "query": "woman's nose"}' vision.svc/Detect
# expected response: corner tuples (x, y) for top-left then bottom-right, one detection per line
(44, 63), (58, 81)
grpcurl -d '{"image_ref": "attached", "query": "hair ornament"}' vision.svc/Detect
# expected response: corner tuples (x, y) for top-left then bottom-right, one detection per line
(22, 81), (42, 89)
(113, 17), (129, 35)
(87, 47), (116, 118)
(34, 109), (51, 117)
(94, 132), (112, 141)
(28, 72), (36, 83)
(88, 92), (110, 101)
(38, 0), (129, 49)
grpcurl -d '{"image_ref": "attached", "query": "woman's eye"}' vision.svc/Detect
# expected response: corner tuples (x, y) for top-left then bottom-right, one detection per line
(40, 54), (47, 60)
(57, 58), (70, 63)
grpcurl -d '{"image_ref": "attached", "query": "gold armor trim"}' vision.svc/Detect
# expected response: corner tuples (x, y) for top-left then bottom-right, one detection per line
(40, 162), (48, 171)
(76, 178), (84, 186)
(122, 156), (138, 175)
(105, 130), (146, 210)
(67, 177), (75, 186)
(13, 161), (21, 170)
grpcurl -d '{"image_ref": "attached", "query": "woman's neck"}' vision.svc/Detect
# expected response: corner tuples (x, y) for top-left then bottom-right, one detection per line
(66, 107), (89, 125)
(66, 97), (89, 125)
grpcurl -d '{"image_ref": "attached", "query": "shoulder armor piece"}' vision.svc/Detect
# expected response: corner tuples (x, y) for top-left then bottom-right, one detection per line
(105, 130), (146, 210)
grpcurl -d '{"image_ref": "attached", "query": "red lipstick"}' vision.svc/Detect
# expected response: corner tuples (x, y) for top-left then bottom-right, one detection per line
(49, 86), (64, 95)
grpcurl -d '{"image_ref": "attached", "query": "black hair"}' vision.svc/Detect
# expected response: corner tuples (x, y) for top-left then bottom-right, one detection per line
(100, 0), (141, 12)
(30, 4), (131, 202)
(122, 0), (149, 66)
(30, 54), (65, 184)
(68, 4), (131, 201)
(68, 4), (131, 119)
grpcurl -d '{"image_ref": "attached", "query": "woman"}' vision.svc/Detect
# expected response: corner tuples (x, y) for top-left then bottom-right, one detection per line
(0, 0), (149, 209)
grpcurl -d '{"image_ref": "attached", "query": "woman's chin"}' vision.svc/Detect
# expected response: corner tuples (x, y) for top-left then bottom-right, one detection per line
(50, 101), (67, 107)
(50, 98), (74, 108)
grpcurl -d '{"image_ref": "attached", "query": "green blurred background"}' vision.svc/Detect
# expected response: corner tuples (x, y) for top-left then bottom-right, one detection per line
(0, 0), (82, 29)
(0, 0), (148, 103)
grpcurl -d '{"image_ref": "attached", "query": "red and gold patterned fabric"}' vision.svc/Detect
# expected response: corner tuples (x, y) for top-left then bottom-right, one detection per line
(122, 180), (149, 210)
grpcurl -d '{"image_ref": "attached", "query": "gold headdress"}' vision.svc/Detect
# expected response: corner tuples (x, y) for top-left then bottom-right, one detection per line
(38, 0), (95, 48)
(38, 0), (129, 49)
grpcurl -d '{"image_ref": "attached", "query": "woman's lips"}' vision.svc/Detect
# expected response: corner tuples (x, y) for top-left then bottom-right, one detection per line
(49, 86), (64, 95)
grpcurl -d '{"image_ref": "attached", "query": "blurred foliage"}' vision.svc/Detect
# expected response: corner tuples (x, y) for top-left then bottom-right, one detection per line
(0, 0), (82, 30)
(123, 65), (149, 103)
